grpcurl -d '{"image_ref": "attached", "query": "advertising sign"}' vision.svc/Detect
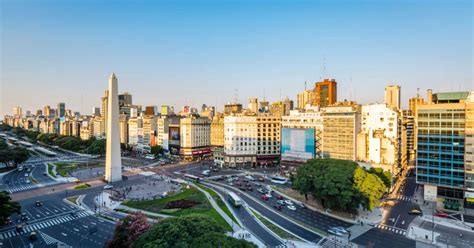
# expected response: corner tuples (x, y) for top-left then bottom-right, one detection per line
(169, 127), (180, 146)
(281, 128), (315, 161)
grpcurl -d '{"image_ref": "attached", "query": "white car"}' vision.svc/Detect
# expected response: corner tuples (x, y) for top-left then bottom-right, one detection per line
(287, 205), (296, 211)
(331, 227), (348, 235)
(25, 180), (31, 184)
(103, 185), (113, 190)
(245, 175), (256, 181)
(284, 200), (294, 205)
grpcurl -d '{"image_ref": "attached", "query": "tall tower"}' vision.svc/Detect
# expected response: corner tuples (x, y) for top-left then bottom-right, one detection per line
(105, 73), (122, 182)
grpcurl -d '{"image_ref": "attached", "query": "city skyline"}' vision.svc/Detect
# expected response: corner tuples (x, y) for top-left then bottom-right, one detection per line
(1, 0), (472, 117)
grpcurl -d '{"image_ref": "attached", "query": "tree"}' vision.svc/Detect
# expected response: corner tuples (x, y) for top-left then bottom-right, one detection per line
(105, 212), (150, 248)
(191, 232), (257, 248)
(353, 167), (386, 210)
(0, 124), (12, 132)
(133, 215), (256, 248)
(87, 139), (106, 156)
(12, 148), (30, 165)
(0, 191), (21, 226)
(150, 145), (164, 157)
(369, 167), (392, 188)
(0, 140), (8, 150)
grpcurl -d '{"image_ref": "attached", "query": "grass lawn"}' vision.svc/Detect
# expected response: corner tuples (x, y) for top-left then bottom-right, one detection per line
(195, 183), (240, 226)
(250, 209), (301, 241)
(123, 186), (232, 231)
(73, 183), (91, 189)
(66, 196), (79, 205)
(49, 162), (104, 177)
(47, 163), (56, 178)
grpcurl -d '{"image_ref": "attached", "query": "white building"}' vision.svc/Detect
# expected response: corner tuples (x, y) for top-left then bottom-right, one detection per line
(128, 117), (143, 146)
(358, 103), (400, 173)
(180, 116), (211, 159)
(224, 115), (258, 167)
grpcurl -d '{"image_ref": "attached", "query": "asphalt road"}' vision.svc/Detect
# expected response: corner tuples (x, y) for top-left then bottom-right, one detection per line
(204, 184), (283, 247)
(352, 228), (416, 248)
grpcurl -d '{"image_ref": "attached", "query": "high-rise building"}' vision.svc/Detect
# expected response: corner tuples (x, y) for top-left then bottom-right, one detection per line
(180, 116), (211, 159)
(143, 116), (157, 146)
(416, 90), (471, 210)
(118, 92), (132, 107)
(322, 101), (361, 161)
(101, 90), (109, 135)
(43, 105), (52, 118)
(357, 103), (400, 173)
(92, 107), (101, 116)
(128, 116), (143, 145)
(223, 115), (257, 168)
(145, 106), (157, 116)
(13, 106), (22, 117)
(314, 79), (337, 107)
(384, 85), (401, 110)
(211, 113), (225, 166)
(465, 92), (474, 208)
(297, 89), (312, 110)
(57, 102), (66, 118)
(119, 114), (129, 145)
(256, 114), (281, 166)
(248, 98), (259, 113)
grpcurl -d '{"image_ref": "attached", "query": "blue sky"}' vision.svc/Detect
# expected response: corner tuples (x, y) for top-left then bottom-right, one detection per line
(1, 0), (472, 116)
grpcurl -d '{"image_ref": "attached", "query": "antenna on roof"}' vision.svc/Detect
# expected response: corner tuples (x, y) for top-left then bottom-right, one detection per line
(234, 88), (238, 104)
(417, 88), (420, 98)
(304, 81), (307, 91)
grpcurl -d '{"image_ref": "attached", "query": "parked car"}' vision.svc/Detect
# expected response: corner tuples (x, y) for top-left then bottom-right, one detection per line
(287, 205), (297, 211)
(433, 212), (449, 218)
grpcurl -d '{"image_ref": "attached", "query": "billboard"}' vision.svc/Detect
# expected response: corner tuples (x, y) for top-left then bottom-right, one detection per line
(281, 128), (315, 161)
(169, 127), (180, 146)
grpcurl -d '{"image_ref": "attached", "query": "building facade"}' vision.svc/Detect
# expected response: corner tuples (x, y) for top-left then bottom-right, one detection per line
(223, 115), (257, 167)
(314, 79), (337, 107)
(180, 116), (211, 159)
(384, 85), (401, 110)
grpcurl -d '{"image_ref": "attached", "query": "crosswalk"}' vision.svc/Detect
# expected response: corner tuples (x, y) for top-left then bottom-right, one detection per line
(0, 211), (91, 240)
(4, 181), (58, 193)
(395, 195), (412, 202)
(39, 231), (64, 245)
(374, 224), (407, 235)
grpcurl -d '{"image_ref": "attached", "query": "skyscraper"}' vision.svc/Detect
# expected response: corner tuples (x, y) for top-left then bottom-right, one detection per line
(105, 73), (122, 182)
(314, 79), (337, 107)
(13, 106), (22, 117)
(384, 85), (401, 110)
(57, 102), (66, 117)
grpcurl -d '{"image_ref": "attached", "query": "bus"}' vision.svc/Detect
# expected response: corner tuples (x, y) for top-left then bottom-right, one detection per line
(271, 176), (289, 185)
(183, 174), (201, 182)
(227, 192), (242, 207)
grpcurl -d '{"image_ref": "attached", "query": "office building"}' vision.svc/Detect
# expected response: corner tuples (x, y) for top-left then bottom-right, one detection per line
(297, 89), (312, 110)
(256, 114), (281, 166)
(119, 92), (132, 107)
(314, 79), (337, 107)
(145, 106), (157, 116)
(385, 85), (401, 110)
(92, 107), (101, 116)
(43, 105), (52, 118)
(57, 102), (66, 118)
(119, 114), (129, 144)
(128, 117), (143, 146)
(223, 115), (257, 167)
(211, 113), (225, 166)
(322, 101), (361, 161)
(180, 116), (211, 159)
(416, 90), (471, 210)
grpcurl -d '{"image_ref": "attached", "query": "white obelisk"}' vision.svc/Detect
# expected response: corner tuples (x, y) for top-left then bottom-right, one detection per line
(105, 73), (122, 182)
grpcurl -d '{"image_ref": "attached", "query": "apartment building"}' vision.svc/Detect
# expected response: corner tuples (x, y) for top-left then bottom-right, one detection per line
(180, 116), (211, 159)
(256, 114), (281, 166)
(223, 115), (258, 168)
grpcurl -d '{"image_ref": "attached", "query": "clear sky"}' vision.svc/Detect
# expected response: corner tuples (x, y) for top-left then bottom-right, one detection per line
(1, 0), (472, 117)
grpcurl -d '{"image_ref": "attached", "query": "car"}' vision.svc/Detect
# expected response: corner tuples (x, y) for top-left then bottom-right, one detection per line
(277, 200), (285, 205)
(239, 187), (246, 191)
(257, 177), (265, 182)
(264, 193), (272, 198)
(20, 213), (28, 221)
(235, 182), (242, 187)
(28, 231), (38, 240)
(273, 205), (283, 211)
(16, 224), (24, 233)
(4, 217), (12, 225)
(228, 182), (234, 186)
(284, 200), (293, 205)
(24, 173), (29, 177)
(408, 209), (422, 215)
(331, 227), (348, 235)
(287, 205), (297, 211)
(261, 195), (269, 201)
(276, 195), (283, 200)
(247, 187), (253, 191)
(212, 168), (219, 172)
(245, 175), (256, 181)
(35, 201), (43, 207)
(26, 168), (31, 172)
(25, 180), (31, 184)
(103, 185), (113, 190)
(328, 228), (344, 237)
(256, 188), (266, 194)
(433, 212), (449, 218)
(201, 170), (210, 176)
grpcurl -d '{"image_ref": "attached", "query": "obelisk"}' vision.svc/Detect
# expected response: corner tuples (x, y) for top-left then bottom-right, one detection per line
(105, 73), (122, 182)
